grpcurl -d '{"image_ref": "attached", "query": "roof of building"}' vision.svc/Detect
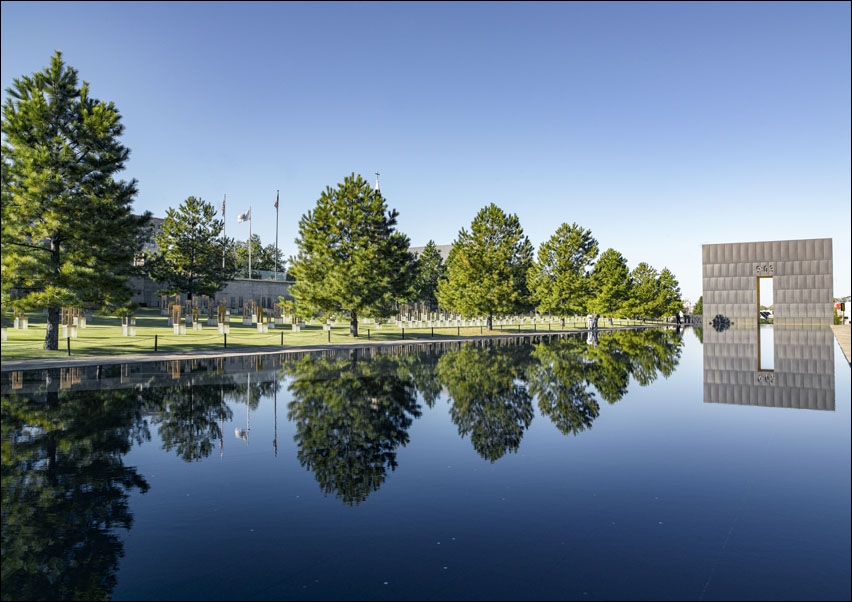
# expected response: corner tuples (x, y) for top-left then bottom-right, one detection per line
(410, 244), (452, 261)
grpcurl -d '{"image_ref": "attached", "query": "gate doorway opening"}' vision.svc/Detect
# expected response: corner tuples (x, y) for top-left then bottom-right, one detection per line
(758, 276), (774, 371)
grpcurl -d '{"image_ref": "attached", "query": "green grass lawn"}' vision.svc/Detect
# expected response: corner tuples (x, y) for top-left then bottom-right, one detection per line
(1, 307), (652, 361)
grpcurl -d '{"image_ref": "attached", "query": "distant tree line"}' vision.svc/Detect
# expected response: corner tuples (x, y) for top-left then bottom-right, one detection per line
(283, 174), (684, 337)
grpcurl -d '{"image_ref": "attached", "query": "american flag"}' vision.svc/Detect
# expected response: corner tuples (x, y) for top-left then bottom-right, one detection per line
(274, 190), (279, 210)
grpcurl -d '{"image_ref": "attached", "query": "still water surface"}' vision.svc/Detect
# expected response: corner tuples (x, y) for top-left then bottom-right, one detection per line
(2, 327), (849, 601)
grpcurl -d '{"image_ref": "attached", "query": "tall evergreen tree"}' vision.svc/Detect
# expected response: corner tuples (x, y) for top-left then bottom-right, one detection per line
(528, 222), (598, 320)
(655, 267), (683, 318)
(1, 51), (152, 350)
(623, 262), (658, 319)
(412, 240), (447, 312)
(588, 248), (632, 317)
(146, 196), (237, 300)
(436, 203), (534, 330)
(288, 173), (415, 337)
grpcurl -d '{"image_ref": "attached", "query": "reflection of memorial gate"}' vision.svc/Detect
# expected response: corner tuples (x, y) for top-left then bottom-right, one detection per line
(703, 326), (835, 410)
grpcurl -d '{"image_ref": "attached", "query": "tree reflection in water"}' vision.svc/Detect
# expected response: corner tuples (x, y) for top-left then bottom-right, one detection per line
(527, 335), (602, 436)
(0, 329), (686, 599)
(284, 349), (422, 506)
(527, 329), (684, 436)
(151, 373), (234, 462)
(1, 369), (151, 601)
(437, 342), (535, 462)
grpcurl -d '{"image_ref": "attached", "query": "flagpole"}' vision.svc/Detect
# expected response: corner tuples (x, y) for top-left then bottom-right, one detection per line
(248, 205), (252, 280)
(222, 194), (226, 268)
(274, 190), (279, 281)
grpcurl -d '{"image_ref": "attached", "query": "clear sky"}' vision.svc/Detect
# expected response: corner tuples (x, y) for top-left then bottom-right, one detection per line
(2, 1), (850, 303)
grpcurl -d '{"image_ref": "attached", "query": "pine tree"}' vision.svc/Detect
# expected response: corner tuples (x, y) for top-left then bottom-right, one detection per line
(624, 262), (660, 319)
(589, 248), (632, 318)
(1, 51), (152, 350)
(288, 173), (415, 337)
(145, 196), (238, 299)
(412, 240), (447, 312)
(528, 222), (598, 320)
(656, 268), (683, 318)
(436, 203), (534, 330)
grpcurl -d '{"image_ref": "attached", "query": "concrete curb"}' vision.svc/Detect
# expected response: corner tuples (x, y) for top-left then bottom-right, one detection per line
(2, 327), (628, 372)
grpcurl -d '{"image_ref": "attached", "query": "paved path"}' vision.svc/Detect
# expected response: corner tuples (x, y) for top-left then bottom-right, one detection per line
(831, 324), (851, 366)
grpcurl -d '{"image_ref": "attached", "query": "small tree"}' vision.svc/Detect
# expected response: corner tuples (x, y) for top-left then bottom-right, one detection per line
(436, 203), (534, 330)
(693, 296), (703, 316)
(146, 196), (238, 300)
(231, 235), (261, 278)
(1, 51), (152, 349)
(412, 240), (447, 312)
(288, 173), (416, 337)
(259, 241), (286, 276)
(276, 297), (298, 323)
(528, 222), (598, 321)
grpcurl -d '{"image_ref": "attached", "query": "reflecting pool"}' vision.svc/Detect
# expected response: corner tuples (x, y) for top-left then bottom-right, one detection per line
(2, 327), (849, 601)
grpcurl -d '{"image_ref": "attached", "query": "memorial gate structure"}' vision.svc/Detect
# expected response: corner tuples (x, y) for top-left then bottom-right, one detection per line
(702, 238), (833, 327)
(702, 238), (835, 410)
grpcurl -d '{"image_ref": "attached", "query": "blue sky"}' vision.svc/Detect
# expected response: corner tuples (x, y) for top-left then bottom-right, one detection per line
(2, 1), (850, 303)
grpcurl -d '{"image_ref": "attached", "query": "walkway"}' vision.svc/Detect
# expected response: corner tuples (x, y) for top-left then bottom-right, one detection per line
(831, 324), (851, 366)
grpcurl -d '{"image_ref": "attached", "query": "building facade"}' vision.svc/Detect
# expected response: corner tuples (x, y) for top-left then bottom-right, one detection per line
(129, 276), (292, 311)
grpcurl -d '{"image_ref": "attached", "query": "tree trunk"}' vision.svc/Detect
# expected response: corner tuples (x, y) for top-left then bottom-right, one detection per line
(349, 312), (358, 337)
(44, 305), (60, 350)
(44, 242), (61, 350)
